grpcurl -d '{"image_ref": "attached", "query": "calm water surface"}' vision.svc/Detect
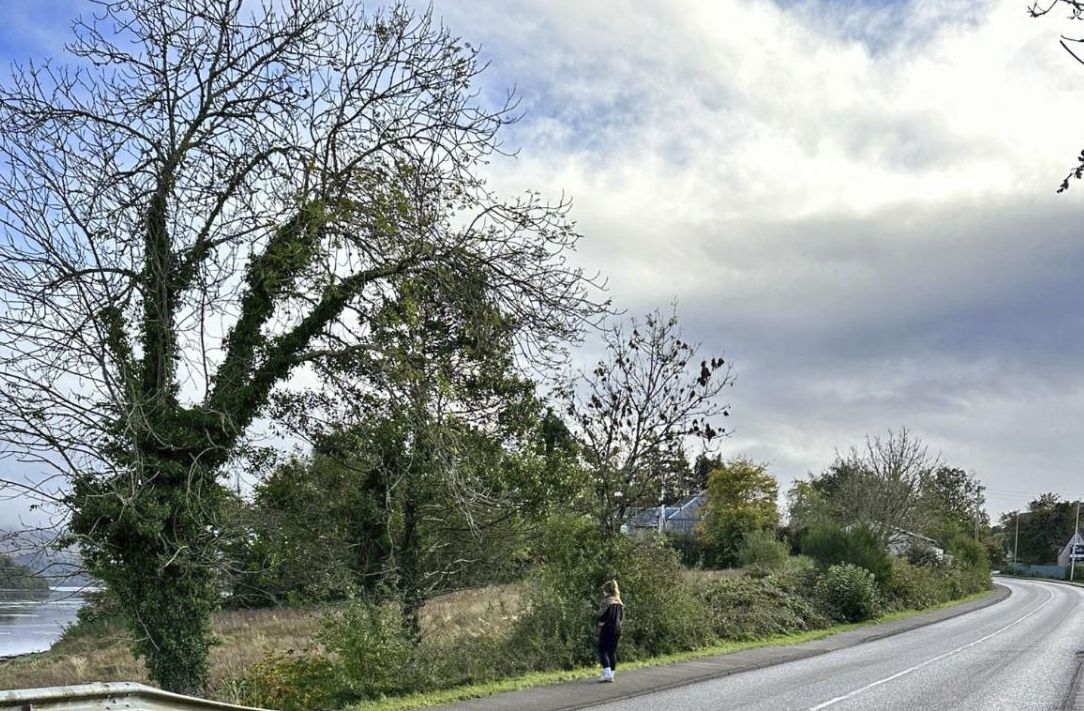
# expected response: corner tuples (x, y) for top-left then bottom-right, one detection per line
(0, 588), (84, 657)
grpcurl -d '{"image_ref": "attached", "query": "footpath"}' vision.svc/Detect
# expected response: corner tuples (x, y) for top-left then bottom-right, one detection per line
(433, 584), (1010, 711)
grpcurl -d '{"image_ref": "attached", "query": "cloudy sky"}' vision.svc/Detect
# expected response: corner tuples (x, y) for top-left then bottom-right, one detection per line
(1, 0), (1082, 522)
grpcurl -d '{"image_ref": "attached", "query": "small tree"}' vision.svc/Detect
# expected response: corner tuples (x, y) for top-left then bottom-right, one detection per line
(564, 310), (733, 539)
(698, 458), (779, 567)
(814, 429), (940, 538)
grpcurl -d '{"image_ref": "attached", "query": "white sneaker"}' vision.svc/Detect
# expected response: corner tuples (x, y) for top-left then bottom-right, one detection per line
(601, 667), (614, 682)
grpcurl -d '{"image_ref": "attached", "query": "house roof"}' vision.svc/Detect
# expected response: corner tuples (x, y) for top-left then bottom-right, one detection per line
(626, 493), (704, 528)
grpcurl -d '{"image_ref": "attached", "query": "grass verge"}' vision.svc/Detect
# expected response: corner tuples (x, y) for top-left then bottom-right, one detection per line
(347, 589), (993, 711)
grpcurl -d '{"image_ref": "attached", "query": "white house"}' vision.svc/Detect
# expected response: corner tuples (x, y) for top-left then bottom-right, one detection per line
(1057, 531), (1084, 567)
(624, 493), (705, 537)
(884, 526), (947, 562)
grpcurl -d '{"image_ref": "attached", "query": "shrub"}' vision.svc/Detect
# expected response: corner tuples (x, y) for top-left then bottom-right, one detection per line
(510, 515), (609, 671)
(814, 563), (881, 622)
(738, 530), (790, 570)
(801, 522), (893, 584)
(511, 515), (711, 671)
(883, 559), (943, 611)
(615, 540), (713, 659)
(904, 542), (945, 568)
(669, 533), (711, 568)
(319, 599), (417, 700)
(239, 651), (338, 711)
(697, 571), (828, 640)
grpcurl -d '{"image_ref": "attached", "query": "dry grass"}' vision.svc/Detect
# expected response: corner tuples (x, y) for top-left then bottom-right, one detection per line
(0, 604), (324, 696)
(0, 584), (522, 699)
(418, 584), (521, 643)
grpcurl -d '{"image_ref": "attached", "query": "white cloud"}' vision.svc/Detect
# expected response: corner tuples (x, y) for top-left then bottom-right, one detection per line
(429, 0), (1084, 516)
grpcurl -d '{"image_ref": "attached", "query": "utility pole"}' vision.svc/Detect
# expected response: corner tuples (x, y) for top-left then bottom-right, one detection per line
(1072, 500), (1081, 582)
(1014, 511), (1020, 574)
(658, 483), (666, 534)
(974, 490), (980, 543)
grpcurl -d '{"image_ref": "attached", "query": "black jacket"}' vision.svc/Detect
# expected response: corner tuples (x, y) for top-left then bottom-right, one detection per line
(597, 597), (624, 638)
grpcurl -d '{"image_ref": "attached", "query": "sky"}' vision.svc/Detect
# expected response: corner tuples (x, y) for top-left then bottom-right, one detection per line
(0, 0), (1082, 523)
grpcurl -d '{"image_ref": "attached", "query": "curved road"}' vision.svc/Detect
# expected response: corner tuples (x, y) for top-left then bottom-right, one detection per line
(589, 578), (1084, 711)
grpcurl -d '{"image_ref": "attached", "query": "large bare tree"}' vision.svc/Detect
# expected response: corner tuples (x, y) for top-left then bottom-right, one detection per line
(0, 0), (602, 692)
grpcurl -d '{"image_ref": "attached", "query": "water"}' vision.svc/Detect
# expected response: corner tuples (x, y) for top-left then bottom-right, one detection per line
(0, 588), (85, 657)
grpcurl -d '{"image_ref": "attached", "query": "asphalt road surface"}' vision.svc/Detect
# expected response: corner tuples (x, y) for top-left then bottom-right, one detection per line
(588, 577), (1084, 711)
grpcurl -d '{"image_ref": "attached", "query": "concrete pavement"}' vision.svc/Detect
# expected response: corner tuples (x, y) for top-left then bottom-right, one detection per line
(432, 584), (1010, 711)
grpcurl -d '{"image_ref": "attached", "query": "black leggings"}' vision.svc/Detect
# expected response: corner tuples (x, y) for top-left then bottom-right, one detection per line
(598, 633), (619, 670)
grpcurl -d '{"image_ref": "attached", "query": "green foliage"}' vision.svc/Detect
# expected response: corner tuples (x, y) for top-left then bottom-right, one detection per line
(883, 551), (990, 612)
(234, 454), (372, 606)
(319, 600), (418, 699)
(919, 467), (986, 543)
(668, 534), (711, 568)
(69, 465), (226, 693)
(737, 530), (790, 570)
(241, 600), (422, 708)
(800, 522), (893, 584)
(1002, 495), (1080, 565)
(882, 559), (944, 611)
(508, 515), (606, 670)
(814, 563), (881, 622)
(699, 458), (779, 567)
(697, 571), (827, 640)
(240, 651), (339, 711)
(57, 589), (123, 643)
(511, 516), (710, 672)
(616, 541), (714, 659)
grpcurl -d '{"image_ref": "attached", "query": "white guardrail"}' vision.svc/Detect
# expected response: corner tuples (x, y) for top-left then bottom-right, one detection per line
(0, 682), (270, 711)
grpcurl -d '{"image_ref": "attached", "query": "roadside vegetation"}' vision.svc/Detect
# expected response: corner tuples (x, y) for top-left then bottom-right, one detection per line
(0, 0), (998, 706)
(1, 527), (990, 709)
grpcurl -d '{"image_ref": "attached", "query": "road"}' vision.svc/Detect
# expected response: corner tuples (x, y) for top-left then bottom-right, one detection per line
(588, 577), (1084, 711)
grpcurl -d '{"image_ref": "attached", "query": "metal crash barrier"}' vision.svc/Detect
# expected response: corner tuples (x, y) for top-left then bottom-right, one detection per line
(0, 682), (269, 711)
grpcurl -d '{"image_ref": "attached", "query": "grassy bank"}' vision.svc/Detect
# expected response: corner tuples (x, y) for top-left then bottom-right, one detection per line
(0, 556), (990, 710)
(347, 590), (992, 711)
(0, 585), (522, 697)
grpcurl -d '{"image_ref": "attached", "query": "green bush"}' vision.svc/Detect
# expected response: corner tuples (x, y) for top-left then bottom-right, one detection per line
(511, 515), (711, 671)
(242, 598), (422, 708)
(669, 533), (711, 567)
(697, 571), (828, 640)
(615, 540), (713, 659)
(883, 559), (944, 611)
(738, 530), (790, 570)
(800, 522), (893, 584)
(239, 651), (338, 711)
(319, 599), (417, 699)
(814, 563), (881, 622)
(510, 515), (609, 671)
(419, 632), (507, 690)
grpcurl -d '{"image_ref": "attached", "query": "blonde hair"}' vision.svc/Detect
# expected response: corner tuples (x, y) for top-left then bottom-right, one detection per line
(602, 579), (620, 598)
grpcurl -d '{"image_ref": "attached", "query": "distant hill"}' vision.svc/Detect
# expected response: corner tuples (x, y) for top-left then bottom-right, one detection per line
(0, 554), (49, 598)
(2, 529), (94, 588)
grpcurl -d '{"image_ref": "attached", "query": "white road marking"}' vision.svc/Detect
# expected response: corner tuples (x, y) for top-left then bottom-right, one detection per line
(804, 584), (1058, 711)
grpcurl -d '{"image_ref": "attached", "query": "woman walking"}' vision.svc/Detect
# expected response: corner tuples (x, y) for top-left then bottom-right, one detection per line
(596, 579), (624, 682)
